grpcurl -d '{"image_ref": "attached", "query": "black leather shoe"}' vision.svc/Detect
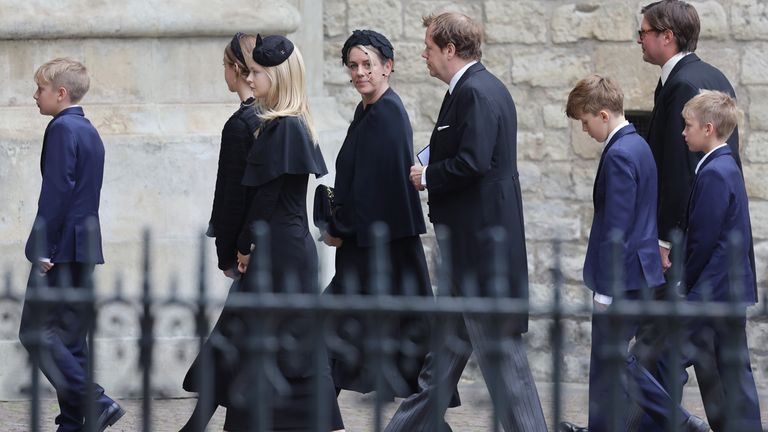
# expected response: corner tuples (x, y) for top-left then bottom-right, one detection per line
(684, 415), (710, 432)
(89, 402), (126, 432)
(558, 421), (588, 432)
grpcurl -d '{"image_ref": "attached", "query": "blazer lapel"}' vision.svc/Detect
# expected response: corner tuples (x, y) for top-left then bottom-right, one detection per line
(40, 107), (85, 174)
(593, 124), (637, 204)
(684, 145), (732, 229)
(437, 62), (485, 124)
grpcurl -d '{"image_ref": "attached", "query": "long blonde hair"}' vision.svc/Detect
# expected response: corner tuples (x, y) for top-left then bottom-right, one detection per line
(258, 47), (318, 143)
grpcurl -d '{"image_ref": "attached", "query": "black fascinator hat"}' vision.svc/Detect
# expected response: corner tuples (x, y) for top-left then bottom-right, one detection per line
(252, 34), (295, 67)
(341, 29), (394, 67)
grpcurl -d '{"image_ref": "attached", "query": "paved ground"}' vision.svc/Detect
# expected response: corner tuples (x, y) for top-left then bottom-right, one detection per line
(2, 380), (766, 431)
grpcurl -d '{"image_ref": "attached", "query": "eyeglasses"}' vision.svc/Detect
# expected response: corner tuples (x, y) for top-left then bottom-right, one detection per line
(637, 28), (661, 39)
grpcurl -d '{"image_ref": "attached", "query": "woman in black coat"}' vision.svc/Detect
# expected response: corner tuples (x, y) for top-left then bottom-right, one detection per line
(320, 30), (457, 405)
(180, 32), (260, 431)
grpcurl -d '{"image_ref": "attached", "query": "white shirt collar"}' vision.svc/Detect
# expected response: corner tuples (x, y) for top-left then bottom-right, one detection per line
(604, 120), (630, 147)
(660, 52), (690, 85)
(448, 60), (478, 94)
(695, 143), (728, 174)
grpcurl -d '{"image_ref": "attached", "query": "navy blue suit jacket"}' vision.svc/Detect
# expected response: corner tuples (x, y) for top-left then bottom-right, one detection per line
(25, 106), (105, 264)
(425, 62), (528, 331)
(685, 146), (756, 303)
(583, 124), (665, 295)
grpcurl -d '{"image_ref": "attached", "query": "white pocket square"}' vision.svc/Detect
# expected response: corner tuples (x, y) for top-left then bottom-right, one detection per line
(437, 125), (450, 131)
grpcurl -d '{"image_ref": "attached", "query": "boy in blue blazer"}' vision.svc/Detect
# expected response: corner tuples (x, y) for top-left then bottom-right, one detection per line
(18, 58), (124, 432)
(660, 90), (761, 430)
(558, 75), (707, 432)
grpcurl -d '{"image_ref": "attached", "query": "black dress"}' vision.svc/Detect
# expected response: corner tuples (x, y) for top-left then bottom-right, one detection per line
(182, 99), (260, 408)
(227, 115), (344, 432)
(324, 88), (458, 404)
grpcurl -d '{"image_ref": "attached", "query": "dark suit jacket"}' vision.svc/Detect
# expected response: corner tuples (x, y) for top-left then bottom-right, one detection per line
(25, 106), (105, 264)
(647, 53), (740, 241)
(208, 100), (261, 270)
(425, 62), (528, 330)
(583, 124), (665, 296)
(685, 146), (756, 303)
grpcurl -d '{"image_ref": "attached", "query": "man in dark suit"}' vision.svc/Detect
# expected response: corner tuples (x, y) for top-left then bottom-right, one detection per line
(385, 12), (547, 432)
(631, 2), (749, 430)
(558, 75), (708, 432)
(19, 58), (123, 432)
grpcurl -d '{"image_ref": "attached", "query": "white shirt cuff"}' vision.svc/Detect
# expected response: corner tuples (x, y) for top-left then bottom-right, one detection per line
(593, 293), (613, 305)
(658, 239), (671, 249)
(421, 166), (428, 187)
(39, 257), (51, 263)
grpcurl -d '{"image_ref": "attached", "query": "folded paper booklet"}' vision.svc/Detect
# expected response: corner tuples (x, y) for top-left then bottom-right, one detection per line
(417, 145), (430, 166)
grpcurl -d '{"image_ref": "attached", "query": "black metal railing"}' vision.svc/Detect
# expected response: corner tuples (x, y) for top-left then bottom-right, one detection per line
(5, 221), (766, 432)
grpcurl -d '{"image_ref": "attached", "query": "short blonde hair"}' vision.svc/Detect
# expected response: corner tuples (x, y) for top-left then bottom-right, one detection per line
(256, 47), (319, 144)
(566, 74), (624, 119)
(34, 58), (90, 103)
(682, 89), (741, 142)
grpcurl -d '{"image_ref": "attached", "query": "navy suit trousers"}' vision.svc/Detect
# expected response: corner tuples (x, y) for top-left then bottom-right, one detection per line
(19, 263), (113, 432)
(588, 294), (690, 432)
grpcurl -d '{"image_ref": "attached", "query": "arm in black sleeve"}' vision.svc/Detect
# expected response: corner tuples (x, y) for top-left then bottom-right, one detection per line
(658, 80), (699, 241)
(237, 175), (285, 255)
(212, 117), (252, 269)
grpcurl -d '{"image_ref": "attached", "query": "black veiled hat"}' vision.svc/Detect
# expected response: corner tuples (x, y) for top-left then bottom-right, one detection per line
(229, 32), (246, 65)
(252, 34), (294, 67)
(341, 29), (394, 66)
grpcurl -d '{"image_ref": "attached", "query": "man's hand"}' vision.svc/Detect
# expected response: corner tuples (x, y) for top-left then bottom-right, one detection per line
(593, 299), (610, 312)
(38, 260), (54, 274)
(410, 165), (425, 191)
(659, 246), (672, 272)
(321, 231), (343, 248)
(237, 251), (250, 274)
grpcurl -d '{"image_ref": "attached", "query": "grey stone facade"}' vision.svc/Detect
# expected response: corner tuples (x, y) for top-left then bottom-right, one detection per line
(323, 0), (768, 385)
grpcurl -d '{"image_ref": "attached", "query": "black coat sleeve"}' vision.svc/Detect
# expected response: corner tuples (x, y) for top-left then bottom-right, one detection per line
(210, 116), (252, 270)
(237, 175), (285, 255)
(658, 80), (700, 240)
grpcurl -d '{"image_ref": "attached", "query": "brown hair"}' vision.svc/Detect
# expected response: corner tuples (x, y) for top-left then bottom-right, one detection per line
(34, 58), (90, 103)
(422, 12), (483, 60)
(225, 33), (257, 79)
(566, 74), (624, 119)
(642, 0), (700, 52)
(682, 90), (741, 142)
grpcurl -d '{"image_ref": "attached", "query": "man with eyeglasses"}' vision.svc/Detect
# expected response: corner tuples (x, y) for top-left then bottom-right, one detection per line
(631, 1), (754, 432)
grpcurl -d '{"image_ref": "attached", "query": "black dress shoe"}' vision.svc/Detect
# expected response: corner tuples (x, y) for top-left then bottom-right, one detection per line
(89, 402), (126, 432)
(684, 415), (710, 432)
(558, 421), (588, 432)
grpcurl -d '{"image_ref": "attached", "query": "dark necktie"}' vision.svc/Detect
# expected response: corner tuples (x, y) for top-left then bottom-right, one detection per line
(437, 90), (451, 122)
(654, 78), (662, 102)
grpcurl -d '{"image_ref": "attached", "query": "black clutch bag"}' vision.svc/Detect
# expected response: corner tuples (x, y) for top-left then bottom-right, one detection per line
(312, 184), (336, 231)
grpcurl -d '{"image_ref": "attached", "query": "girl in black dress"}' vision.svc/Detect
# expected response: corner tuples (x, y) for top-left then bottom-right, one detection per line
(233, 35), (345, 432)
(180, 32), (260, 432)
(320, 30), (457, 406)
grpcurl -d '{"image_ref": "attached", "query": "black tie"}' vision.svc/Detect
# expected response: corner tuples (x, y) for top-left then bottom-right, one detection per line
(654, 78), (662, 102)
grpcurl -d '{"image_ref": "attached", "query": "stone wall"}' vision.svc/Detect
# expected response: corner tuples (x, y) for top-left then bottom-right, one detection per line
(323, 0), (768, 385)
